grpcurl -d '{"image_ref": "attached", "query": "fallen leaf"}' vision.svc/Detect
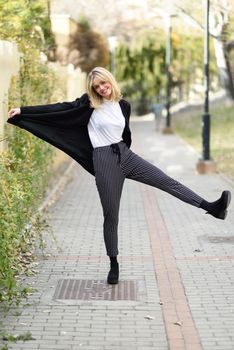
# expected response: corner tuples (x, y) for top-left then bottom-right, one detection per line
(194, 249), (202, 253)
(144, 315), (155, 320)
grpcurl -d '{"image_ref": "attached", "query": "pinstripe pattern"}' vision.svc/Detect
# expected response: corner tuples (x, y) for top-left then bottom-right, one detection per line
(93, 141), (204, 257)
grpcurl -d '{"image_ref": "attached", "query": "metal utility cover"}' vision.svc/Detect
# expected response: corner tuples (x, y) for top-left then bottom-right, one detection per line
(199, 235), (234, 244)
(53, 279), (138, 301)
(207, 236), (234, 244)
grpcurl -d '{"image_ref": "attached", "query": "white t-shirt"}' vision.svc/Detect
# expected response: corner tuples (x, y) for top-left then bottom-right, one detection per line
(88, 99), (125, 148)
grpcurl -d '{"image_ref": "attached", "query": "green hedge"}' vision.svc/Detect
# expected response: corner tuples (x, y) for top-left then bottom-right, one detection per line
(0, 130), (53, 303)
(0, 0), (64, 304)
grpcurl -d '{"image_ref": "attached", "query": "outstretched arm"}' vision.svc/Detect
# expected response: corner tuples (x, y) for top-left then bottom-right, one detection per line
(20, 99), (80, 114)
(8, 93), (89, 117)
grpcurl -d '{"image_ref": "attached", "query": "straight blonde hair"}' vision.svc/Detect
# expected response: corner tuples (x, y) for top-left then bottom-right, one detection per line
(86, 67), (122, 109)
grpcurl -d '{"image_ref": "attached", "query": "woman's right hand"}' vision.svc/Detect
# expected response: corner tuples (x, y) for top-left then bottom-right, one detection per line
(8, 107), (21, 118)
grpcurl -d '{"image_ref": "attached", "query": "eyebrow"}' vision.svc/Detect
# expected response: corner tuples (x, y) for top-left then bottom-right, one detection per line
(93, 80), (106, 88)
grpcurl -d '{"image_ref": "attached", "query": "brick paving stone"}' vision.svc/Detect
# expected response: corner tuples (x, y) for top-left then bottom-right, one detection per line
(1, 116), (233, 350)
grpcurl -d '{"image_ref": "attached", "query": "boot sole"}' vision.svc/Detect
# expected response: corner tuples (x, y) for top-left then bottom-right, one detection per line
(218, 191), (231, 220)
(107, 279), (119, 285)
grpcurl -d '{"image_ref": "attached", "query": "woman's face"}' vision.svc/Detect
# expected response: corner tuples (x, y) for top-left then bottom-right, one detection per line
(92, 77), (112, 99)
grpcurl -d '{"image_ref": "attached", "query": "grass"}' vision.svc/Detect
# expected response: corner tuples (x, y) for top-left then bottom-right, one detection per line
(172, 101), (234, 181)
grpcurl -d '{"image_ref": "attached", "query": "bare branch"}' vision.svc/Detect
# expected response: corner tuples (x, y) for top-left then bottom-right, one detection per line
(175, 6), (204, 30)
(0, 137), (8, 143)
(175, 5), (219, 39)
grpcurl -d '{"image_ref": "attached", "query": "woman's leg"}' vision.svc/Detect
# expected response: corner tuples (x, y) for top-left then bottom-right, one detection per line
(121, 149), (203, 207)
(93, 146), (125, 257)
(120, 146), (231, 219)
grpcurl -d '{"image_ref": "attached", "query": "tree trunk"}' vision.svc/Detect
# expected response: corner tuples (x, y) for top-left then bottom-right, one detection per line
(213, 29), (234, 99)
(210, 10), (234, 99)
(178, 5), (234, 100)
(223, 46), (234, 99)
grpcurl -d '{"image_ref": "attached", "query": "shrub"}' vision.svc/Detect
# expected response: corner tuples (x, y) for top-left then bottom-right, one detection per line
(0, 0), (64, 304)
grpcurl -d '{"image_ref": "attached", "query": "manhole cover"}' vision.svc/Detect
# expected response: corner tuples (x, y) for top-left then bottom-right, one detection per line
(53, 279), (138, 301)
(199, 235), (234, 244)
(207, 236), (234, 244)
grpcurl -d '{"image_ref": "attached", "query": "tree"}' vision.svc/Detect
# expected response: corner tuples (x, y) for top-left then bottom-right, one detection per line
(116, 33), (166, 114)
(67, 17), (109, 72)
(0, 0), (57, 105)
(177, 0), (234, 99)
(115, 28), (217, 114)
(0, 0), (56, 60)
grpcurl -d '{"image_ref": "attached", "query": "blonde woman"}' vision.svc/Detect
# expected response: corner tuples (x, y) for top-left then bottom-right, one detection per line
(8, 67), (231, 284)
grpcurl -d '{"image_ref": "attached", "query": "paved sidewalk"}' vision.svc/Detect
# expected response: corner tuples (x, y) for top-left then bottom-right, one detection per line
(1, 116), (234, 350)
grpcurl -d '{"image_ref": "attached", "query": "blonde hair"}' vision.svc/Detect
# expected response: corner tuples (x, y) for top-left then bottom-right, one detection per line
(86, 67), (122, 108)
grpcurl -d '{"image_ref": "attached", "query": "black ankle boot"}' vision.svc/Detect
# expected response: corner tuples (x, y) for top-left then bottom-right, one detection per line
(107, 262), (119, 284)
(200, 190), (231, 220)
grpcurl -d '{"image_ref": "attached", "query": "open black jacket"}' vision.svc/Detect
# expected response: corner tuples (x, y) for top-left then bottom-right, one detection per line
(7, 93), (132, 176)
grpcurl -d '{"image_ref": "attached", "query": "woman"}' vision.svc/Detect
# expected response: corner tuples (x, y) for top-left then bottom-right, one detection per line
(8, 67), (231, 285)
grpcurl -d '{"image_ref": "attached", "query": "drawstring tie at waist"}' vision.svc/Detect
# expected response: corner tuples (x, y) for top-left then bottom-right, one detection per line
(110, 143), (121, 163)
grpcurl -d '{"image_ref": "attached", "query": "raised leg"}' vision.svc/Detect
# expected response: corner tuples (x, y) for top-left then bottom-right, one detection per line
(122, 150), (203, 207)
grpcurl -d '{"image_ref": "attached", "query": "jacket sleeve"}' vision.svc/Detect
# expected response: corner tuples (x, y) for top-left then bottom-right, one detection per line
(126, 101), (131, 121)
(20, 93), (89, 114)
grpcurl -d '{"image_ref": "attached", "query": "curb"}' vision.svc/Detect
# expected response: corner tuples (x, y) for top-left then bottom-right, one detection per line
(38, 159), (76, 213)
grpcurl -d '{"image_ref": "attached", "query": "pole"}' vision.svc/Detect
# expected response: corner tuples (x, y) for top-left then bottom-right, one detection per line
(202, 0), (210, 160)
(108, 36), (117, 76)
(111, 48), (116, 76)
(162, 15), (173, 134)
(165, 17), (172, 128)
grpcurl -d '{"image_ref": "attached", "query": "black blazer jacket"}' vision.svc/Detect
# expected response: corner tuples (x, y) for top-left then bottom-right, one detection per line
(7, 93), (132, 176)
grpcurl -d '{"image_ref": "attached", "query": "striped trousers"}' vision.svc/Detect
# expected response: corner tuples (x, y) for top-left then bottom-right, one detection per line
(93, 141), (203, 257)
